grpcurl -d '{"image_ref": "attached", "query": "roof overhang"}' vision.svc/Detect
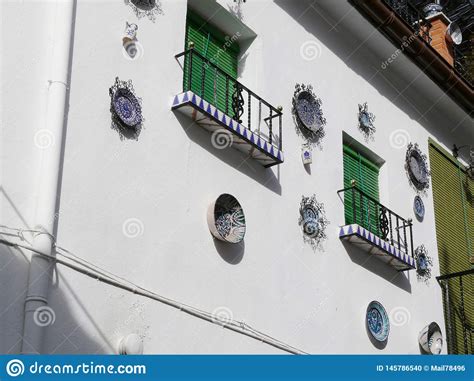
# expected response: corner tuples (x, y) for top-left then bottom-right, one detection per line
(351, 0), (473, 114)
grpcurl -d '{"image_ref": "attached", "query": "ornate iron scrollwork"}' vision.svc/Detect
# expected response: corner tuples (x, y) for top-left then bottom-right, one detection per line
(379, 206), (389, 241)
(231, 82), (244, 124)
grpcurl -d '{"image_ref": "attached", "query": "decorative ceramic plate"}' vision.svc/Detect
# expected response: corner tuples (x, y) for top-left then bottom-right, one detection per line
(414, 244), (432, 281)
(126, 0), (163, 22)
(419, 322), (443, 355)
(360, 112), (370, 127)
(406, 145), (429, 190)
(207, 194), (246, 244)
(413, 195), (425, 221)
(131, 0), (156, 10)
(113, 88), (142, 127)
(417, 253), (428, 274)
(428, 329), (443, 355)
(295, 91), (324, 133)
(366, 301), (390, 342)
(357, 102), (375, 137)
(301, 204), (320, 236)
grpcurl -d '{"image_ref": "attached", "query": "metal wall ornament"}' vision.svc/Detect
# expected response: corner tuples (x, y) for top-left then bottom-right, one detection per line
(413, 195), (425, 221)
(109, 77), (143, 140)
(405, 143), (430, 192)
(232, 83), (245, 124)
(357, 102), (376, 140)
(464, 177), (474, 207)
(298, 195), (329, 250)
(366, 301), (390, 343)
(468, 148), (474, 180)
(452, 145), (474, 180)
(207, 194), (246, 244)
(125, 0), (163, 22)
(292, 84), (326, 146)
(414, 244), (433, 282)
(378, 206), (390, 241)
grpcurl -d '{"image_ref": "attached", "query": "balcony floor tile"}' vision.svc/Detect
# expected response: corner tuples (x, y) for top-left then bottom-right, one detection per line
(339, 223), (416, 271)
(172, 91), (284, 168)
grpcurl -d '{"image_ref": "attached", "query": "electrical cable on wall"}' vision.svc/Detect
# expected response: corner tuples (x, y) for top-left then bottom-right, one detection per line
(0, 227), (307, 355)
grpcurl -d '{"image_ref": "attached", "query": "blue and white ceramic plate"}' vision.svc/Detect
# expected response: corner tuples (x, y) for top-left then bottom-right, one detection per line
(208, 194), (246, 244)
(296, 91), (324, 133)
(301, 204), (320, 237)
(416, 253), (428, 274)
(407, 148), (429, 190)
(413, 195), (425, 221)
(366, 301), (390, 342)
(359, 112), (370, 128)
(113, 88), (142, 127)
(131, 0), (157, 11)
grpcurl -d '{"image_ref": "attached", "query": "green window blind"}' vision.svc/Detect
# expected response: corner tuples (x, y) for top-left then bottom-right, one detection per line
(183, 11), (239, 114)
(429, 140), (473, 354)
(343, 144), (380, 235)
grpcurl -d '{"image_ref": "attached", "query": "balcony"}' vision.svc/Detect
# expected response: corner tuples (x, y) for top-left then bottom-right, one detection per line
(172, 48), (284, 168)
(338, 186), (416, 271)
(437, 269), (474, 354)
(382, 0), (473, 86)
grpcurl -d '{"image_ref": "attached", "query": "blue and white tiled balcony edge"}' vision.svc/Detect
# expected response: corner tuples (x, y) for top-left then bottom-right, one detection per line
(339, 224), (416, 271)
(172, 91), (284, 168)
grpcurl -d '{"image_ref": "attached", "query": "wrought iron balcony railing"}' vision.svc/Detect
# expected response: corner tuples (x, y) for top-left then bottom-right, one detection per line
(383, 0), (432, 42)
(175, 48), (283, 152)
(453, 43), (473, 85)
(338, 186), (414, 259)
(437, 269), (474, 354)
(382, 0), (473, 86)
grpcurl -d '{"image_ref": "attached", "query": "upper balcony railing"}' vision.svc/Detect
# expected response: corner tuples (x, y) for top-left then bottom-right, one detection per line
(175, 48), (283, 152)
(382, 0), (473, 86)
(338, 185), (415, 258)
(453, 43), (473, 85)
(383, 0), (432, 42)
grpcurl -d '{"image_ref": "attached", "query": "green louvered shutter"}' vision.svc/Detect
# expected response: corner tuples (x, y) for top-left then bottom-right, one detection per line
(183, 11), (239, 114)
(429, 140), (474, 354)
(343, 144), (380, 236)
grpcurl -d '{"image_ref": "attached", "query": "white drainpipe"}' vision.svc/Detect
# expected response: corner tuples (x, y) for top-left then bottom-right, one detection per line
(21, 0), (75, 354)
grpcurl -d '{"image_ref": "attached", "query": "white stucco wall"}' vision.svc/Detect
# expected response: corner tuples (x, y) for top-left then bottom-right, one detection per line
(1, 0), (472, 354)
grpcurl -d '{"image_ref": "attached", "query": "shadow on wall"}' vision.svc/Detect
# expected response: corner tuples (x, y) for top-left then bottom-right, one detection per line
(0, 187), (110, 354)
(341, 241), (412, 294)
(213, 239), (245, 265)
(274, 0), (473, 148)
(0, 244), (29, 354)
(45, 269), (117, 354)
(174, 112), (282, 195)
(0, 244), (110, 354)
